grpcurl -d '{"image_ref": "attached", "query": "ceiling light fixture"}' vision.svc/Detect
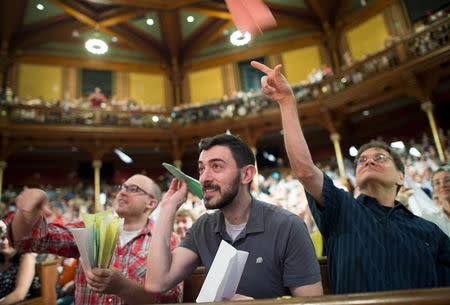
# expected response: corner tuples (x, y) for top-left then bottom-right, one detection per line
(390, 141), (405, 150)
(146, 18), (154, 26)
(230, 31), (251, 46)
(187, 16), (195, 23)
(349, 146), (358, 157)
(36, 3), (44, 10)
(85, 38), (108, 55)
(114, 148), (133, 164)
(409, 147), (421, 157)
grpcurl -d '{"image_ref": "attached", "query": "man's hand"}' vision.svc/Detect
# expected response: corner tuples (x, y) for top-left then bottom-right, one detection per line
(435, 195), (450, 217)
(15, 189), (49, 215)
(13, 189), (50, 240)
(223, 294), (255, 301)
(250, 61), (294, 104)
(86, 268), (126, 295)
(396, 187), (414, 206)
(159, 179), (188, 211)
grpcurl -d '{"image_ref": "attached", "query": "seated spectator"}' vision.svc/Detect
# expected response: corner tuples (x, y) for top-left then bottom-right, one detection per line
(0, 222), (40, 305)
(174, 209), (196, 241)
(88, 87), (107, 107)
(146, 134), (322, 300)
(56, 258), (77, 305)
(7, 174), (182, 305)
(251, 61), (450, 294)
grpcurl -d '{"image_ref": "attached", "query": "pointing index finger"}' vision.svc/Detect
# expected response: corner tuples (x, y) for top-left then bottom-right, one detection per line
(251, 61), (273, 74)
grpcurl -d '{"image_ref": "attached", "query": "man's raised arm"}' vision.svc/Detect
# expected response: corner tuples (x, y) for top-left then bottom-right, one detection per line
(145, 179), (200, 293)
(251, 61), (324, 206)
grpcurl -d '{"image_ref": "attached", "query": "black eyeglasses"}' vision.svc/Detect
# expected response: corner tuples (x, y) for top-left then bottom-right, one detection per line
(117, 184), (154, 198)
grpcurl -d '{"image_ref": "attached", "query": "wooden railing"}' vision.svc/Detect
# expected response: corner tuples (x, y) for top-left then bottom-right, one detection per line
(176, 287), (450, 305)
(1, 16), (449, 129)
(0, 104), (170, 129)
(181, 258), (450, 305)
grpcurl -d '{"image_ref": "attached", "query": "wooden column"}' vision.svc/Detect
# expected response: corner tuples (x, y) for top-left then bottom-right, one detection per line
(330, 133), (346, 180)
(169, 59), (184, 106)
(174, 159), (182, 169)
(421, 101), (446, 163)
(241, 127), (261, 194)
(171, 136), (185, 169)
(115, 71), (130, 101)
(61, 66), (77, 101)
(92, 160), (102, 212)
(321, 106), (346, 180)
(251, 146), (259, 194)
(0, 160), (7, 201)
(383, 0), (411, 37)
(266, 53), (283, 68)
(82, 142), (109, 212)
(221, 63), (240, 98)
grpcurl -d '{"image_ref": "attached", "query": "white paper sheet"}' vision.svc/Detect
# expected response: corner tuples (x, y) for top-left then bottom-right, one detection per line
(196, 240), (249, 303)
(69, 227), (93, 272)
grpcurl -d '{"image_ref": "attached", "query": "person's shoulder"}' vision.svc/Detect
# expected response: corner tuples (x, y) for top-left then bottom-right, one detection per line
(192, 210), (221, 227)
(255, 199), (297, 219)
(410, 212), (447, 233)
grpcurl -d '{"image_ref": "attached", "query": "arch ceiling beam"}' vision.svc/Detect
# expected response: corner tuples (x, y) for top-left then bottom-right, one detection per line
(182, 18), (234, 62)
(158, 10), (183, 62)
(97, 7), (150, 27)
(14, 19), (84, 50)
(185, 1), (320, 32)
(337, 0), (400, 30)
(79, 0), (204, 10)
(47, 0), (166, 61)
(304, 0), (333, 32)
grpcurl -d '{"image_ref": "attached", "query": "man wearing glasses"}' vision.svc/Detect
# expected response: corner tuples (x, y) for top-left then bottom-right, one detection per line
(251, 61), (450, 294)
(6, 174), (181, 305)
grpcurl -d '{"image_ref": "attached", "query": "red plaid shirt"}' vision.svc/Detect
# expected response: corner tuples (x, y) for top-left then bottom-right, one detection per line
(5, 215), (182, 305)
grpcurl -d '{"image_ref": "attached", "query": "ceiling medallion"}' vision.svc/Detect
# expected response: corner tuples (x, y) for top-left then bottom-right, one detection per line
(230, 31), (251, 46)
(85, 38), (109, 55)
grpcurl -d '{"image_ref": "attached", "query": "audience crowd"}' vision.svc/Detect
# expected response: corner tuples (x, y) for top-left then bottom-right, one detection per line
(1, 132), (448, 240)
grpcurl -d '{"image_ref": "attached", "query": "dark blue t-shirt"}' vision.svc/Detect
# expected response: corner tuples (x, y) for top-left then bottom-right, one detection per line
(306, 172), (450, 294)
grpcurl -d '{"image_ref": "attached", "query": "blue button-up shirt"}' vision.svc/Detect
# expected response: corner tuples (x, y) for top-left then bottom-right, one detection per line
(306, 173), (450, 294)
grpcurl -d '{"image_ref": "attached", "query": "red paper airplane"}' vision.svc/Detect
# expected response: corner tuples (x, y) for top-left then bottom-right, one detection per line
(224, 0), (277, 35)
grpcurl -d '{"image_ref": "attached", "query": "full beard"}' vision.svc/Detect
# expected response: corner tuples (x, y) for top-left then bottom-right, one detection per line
(203, 174), (241, 210)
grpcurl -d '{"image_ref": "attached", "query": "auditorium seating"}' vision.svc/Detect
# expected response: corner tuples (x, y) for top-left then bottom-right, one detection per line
(18, 258), (60, 305)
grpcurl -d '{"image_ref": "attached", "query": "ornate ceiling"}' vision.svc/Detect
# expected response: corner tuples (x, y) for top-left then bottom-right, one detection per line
(0, 0), (399, 73)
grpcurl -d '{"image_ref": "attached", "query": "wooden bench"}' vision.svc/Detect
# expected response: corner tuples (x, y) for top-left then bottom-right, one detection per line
(18, 258), (60, 305)
(183, 257), (331, 302)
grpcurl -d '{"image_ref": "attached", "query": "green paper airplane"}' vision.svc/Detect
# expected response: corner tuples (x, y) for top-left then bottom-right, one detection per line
(163, 163), (203, 199)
